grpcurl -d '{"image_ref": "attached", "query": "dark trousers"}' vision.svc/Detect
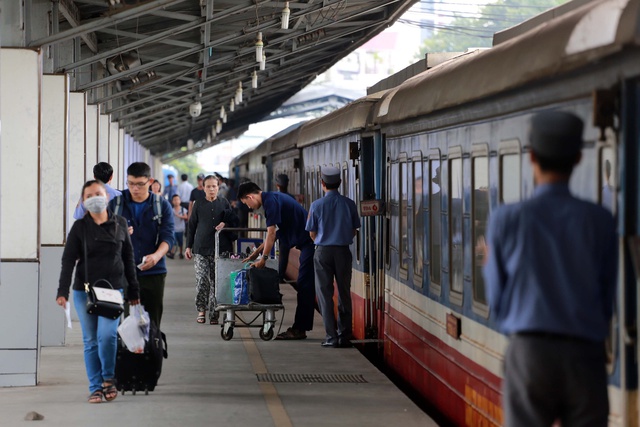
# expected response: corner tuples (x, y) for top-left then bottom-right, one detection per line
(313, 246), (353, 340)
(138, 274), (166, 329)
(278, 243), (291, 281)
(504, 334), (609, 427)
(292, 244), (315, 332)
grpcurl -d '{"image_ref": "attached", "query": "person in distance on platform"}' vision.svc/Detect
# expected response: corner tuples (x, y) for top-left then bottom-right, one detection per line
(163, 174), (178, 201)
(483, 111), (617, 426)
(151, 179), (163, 196)
(57, 180), (140, 403)
(185, 175), (237, 325)
(73, 162), (122, 220)
(306, 167), (360, 348)
(177, 173), (194, 211)
(238, 181), (315, 340)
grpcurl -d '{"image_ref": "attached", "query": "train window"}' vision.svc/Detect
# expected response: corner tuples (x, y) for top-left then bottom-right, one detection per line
(449, 155), (463, 300)
(400, 156), (410, 277)
(430, 156), (442, 288)
(500, 153), (520, 204)
(390, 162), (399, 257)
(472, 154), (489, 308)
(600, 146), (616, 213)
(383, 165), (392, 270)
(413, 158), (424, 285)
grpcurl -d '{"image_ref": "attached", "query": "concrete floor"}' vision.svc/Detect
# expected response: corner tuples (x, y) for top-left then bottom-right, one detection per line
(0, 258), (438, 427)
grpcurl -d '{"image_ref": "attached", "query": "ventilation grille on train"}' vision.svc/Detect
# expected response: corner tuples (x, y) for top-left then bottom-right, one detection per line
(256, 373), (367, 383)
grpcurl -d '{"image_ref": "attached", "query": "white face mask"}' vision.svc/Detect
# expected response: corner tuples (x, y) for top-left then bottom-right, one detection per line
(84, 196), (108, 214)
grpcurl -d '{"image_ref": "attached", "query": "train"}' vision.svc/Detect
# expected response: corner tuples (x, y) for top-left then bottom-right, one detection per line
(229, 0), (640, 425)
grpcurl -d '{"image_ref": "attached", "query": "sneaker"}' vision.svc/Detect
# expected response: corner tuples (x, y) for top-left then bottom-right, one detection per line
(275, 327), (307, 340)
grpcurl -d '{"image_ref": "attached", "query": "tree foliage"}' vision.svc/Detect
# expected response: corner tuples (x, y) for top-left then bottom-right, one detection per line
(167, 155), (204, 186)
(416, 0), (567, 56)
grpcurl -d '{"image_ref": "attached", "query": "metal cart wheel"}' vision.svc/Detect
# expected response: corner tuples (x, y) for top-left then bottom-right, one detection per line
(221, 326), (234, 340)
(259, 325), (274, 341)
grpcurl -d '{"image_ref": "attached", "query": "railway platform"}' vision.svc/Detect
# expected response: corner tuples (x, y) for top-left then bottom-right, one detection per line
(0, 258), (438, 427)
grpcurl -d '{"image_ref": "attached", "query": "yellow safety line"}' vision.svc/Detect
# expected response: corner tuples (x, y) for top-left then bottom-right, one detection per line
(240, 328), (293, 427)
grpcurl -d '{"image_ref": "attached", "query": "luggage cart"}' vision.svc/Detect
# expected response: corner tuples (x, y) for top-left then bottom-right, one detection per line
(213, 228), (284, 341)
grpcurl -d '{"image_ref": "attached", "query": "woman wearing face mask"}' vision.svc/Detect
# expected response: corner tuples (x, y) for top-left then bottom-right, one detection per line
(56, 180), (140, 404)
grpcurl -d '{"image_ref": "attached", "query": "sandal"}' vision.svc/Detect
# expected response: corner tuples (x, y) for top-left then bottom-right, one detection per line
(102, 380), (117, 402)
(210, 317), (219, 325)
(196, 313), (206, 324)
(88, 390), (103, 404)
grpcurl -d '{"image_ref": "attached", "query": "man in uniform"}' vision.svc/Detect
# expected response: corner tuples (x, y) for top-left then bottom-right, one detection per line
(483, 111), (617, 426)
(275, 174), (295, 281)
(238, 181), (315, 340)
(306, 167), (360, 348)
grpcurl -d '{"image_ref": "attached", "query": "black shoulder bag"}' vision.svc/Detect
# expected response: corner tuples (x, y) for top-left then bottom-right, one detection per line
(83, 224), (124, 319)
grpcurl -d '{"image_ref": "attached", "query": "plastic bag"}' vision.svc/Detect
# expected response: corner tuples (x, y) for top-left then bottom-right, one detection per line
(232, 268), (250, 305)
(117, 315), (145, 353)
(133, 305), (151, 341)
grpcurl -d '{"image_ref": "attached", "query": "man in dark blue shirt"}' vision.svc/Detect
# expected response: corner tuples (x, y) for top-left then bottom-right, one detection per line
(239, 181), (315, 340)
(483, 111), (617, 426)
(306, 167), (360, 348)
(108, 162), (174, 328)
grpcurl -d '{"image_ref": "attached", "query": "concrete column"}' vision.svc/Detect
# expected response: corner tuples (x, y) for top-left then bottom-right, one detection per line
(118, 129), (125, 189)
(98, 114), (110, 163)
(109, 121), (119, 170)
(85, 105), (98, 177)
(0, 48), (41, 387)
(67, 92), (87, 233)
(40, 75), (69, 347)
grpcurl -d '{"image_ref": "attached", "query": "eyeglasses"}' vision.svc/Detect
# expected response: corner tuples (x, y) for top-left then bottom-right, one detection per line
(127, 180), (150, 188)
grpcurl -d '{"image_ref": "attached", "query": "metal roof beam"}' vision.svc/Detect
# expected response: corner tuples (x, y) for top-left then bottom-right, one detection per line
(58, 0), (98, 53)
(55, 18), (205, 73)
(97, 28), (199, 49)
(31, 0), (189, 48)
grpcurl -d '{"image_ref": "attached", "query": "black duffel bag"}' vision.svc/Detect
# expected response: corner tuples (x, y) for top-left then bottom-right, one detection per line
(247, 267), (282, 304)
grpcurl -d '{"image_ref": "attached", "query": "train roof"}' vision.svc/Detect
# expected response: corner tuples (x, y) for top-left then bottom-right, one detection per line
(377, 0), (640, 125)
(269, 121), (306, 155)
(294, 91), (388, 148)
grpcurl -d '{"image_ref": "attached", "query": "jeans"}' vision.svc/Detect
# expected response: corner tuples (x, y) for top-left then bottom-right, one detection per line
(73, 290), (121, 393)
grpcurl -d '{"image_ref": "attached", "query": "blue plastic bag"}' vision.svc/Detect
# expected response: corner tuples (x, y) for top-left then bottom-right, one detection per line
(232, 269), (250, 305)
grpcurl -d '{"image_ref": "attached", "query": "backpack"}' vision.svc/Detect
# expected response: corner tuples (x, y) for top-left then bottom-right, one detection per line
(113, 193), (163, 226)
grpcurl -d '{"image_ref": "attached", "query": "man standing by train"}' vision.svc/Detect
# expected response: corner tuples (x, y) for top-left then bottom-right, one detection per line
(306, 167), (360, 348)
(483, 111), (617, 426)
(238, 181), (316, 340)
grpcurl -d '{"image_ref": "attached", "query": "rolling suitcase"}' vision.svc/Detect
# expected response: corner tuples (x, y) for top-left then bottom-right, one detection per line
(115, 321), (167, 395)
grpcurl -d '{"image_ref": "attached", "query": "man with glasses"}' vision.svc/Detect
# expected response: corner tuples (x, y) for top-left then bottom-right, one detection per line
(109, 162), (175, 328)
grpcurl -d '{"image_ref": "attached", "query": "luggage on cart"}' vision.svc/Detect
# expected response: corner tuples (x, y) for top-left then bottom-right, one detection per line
(247, 267), (282, 304)
(115, 321), (168, 395)
(214, 228), (285, 341)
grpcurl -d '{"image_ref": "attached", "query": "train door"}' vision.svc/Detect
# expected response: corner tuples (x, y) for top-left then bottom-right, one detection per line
(618, 80), (640, 427)
(364, 132), (387, 339)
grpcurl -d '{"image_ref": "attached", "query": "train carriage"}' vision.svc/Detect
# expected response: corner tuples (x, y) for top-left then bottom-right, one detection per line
(230, 0), (640, 424)
(375, 0), (638, 424)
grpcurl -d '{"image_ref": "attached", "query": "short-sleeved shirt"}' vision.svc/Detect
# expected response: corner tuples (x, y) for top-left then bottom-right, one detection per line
(190, 187), (206, 203)
(306, 190), (360, 246)
(483, 182), (617, 342)
(262, 191), (312, 249)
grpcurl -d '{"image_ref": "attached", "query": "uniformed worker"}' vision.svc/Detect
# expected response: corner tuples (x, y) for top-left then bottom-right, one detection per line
(306, 167), (361, 348)
(275, 174), (295, 281)
(238, 181), (315, 340)
(483, 111), (618, 426)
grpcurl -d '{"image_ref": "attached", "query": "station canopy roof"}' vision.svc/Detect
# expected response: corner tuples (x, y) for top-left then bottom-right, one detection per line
(36, 0), (417, 159)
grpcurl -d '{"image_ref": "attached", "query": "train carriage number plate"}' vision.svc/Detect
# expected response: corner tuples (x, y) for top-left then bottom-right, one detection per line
(360, 200), (384, 216)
